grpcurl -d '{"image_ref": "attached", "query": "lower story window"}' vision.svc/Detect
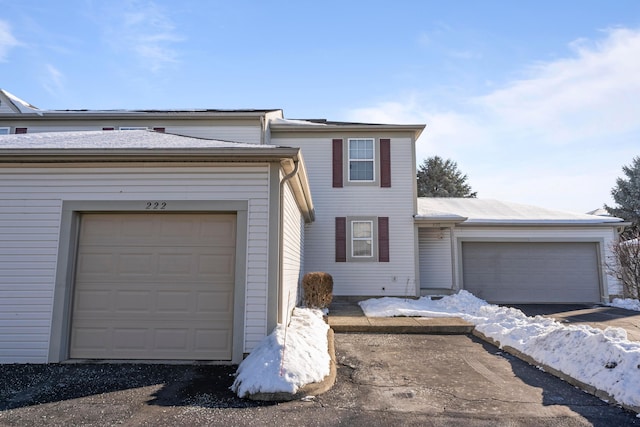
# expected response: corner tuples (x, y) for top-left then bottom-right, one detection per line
(352, 220), (373, 257)
(335, 216), (389, 263)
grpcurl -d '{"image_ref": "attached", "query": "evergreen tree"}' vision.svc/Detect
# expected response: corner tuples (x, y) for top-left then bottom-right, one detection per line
(417, 156), (477, 198)
(606, 156), (640, 235)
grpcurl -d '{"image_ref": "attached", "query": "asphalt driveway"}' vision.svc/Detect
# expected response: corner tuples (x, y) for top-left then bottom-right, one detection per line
(1, 334), (638, 426)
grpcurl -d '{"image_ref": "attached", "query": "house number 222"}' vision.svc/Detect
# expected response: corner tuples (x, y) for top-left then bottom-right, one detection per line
(145, 201), (167, 210)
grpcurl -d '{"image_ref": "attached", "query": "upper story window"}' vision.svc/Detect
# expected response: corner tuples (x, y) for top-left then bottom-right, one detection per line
(0, 127), (9, 135)
(332, 138), (391, 188)
(348, 138), (375, 182)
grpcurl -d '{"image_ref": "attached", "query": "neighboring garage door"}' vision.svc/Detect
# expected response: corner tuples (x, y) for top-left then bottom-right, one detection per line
(70, 213), (236, 360)
(462, 242), (601, 303)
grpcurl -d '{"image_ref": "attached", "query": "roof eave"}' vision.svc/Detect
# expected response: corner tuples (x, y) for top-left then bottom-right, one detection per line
(281, 154), (315, 223)
(0, 147), (301, 163)
(457, 220), (627, 227)
(270, 123), (426, 139)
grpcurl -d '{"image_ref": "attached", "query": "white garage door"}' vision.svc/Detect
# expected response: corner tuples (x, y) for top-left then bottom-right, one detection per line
(462, 242), (601, 304)
(70, 213), (236, 360)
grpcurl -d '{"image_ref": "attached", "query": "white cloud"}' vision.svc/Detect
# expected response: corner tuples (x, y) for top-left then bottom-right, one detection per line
(0, 20), (20, 61)
(98, 0), (184, 72)
(345, 28), (640, 213)
(42, 64), (65, 96)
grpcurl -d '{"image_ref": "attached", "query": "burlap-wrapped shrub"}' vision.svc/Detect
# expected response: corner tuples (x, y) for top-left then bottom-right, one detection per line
(302, 272), (333, 309)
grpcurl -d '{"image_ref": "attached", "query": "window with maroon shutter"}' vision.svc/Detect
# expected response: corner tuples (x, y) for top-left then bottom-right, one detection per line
(153, 127), (165, 133)
(15, 127), (27, 134)
(378, 217), (389, 262)
(332, 139), (343, 188)
(335, 217), (347, 262)
(380, 138), (391, 187)
(102, 127), (115, 131)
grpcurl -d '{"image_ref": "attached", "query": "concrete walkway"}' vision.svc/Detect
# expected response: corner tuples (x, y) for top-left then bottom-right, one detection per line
(328, 299), (640, 342)
(327, 298), (474, 334)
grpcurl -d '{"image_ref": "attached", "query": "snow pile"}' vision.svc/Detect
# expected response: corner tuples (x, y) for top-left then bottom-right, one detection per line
(231, 308), (330, 398)
(360, 291), (640, 409)
(608, 298), (640, 311)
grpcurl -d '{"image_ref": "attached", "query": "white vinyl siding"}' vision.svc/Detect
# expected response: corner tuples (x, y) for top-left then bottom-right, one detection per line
(418, 228), (454, 290)
(281, 181), (304, 323)
(0, 165), (271, 363)
(0, 102), (15, 114)
(272, 135), (417, 296)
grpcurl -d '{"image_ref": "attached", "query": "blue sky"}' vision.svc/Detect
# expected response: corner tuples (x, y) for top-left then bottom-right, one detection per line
(1, 1), (639, 213)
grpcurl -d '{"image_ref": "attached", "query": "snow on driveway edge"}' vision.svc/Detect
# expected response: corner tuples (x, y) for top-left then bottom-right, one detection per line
(359, 292), (640, 413)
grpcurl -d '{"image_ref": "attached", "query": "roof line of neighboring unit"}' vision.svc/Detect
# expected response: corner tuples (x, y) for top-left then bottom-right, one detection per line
(51, 108), (283, 113)
(0, 89), (40, 113)
(0, 109), (284, 119)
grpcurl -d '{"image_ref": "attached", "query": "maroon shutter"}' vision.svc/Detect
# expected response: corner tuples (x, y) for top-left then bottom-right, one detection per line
(102, 127), (115, 131)
(380, 138), (391, 187)
(15, 127), (27, 134)
(332, 139), (343, 188)
(335, 217), (347, 262)
(378, 217), (389, 262)
(153, 127), (165, 133)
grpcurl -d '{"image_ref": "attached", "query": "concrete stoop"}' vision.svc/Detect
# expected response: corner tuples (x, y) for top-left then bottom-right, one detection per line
(329, 315), (474, 334)
(472, 329), (640, 415)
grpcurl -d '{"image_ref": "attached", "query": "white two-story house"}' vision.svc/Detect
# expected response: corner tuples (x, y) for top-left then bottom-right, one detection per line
(0, 89), (625, 364)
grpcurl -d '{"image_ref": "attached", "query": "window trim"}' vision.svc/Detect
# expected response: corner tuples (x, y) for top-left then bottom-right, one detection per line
(346, 216), (379, 262)
(347, 138), (376, 183)
(351, 220), (374, 258)
(342, 138), (381, 186)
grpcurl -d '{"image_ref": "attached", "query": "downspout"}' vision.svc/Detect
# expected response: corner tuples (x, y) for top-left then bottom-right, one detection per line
(277, 159), (300, 325)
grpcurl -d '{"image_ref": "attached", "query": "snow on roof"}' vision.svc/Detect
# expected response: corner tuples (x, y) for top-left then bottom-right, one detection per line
(416, 198), (625, 225)
(586, 207), (612, 216)
(0, 89), (40, 113)
(0, 130), (278, 150)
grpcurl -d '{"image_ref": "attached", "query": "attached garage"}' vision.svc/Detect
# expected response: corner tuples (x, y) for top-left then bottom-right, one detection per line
(461, 241), (601, 303)
(416, 198), (627, 304)
(0, 130), (315, 364)
(71, 213), (236, 360)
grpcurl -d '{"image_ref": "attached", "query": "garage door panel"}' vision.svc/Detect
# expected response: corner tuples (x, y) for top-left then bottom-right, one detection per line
(462, 242), (600, 304)
(71, 213), (236, 360)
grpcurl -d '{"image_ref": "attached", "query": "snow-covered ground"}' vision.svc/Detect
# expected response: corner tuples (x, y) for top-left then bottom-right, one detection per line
(360, 291), (640, 410)
(608, 298), (640, 311)
(231, 307), (330, 398)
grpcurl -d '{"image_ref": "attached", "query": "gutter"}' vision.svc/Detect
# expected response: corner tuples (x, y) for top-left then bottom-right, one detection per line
(274, 153), (316, 324)
(277, 160), (301, 324)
